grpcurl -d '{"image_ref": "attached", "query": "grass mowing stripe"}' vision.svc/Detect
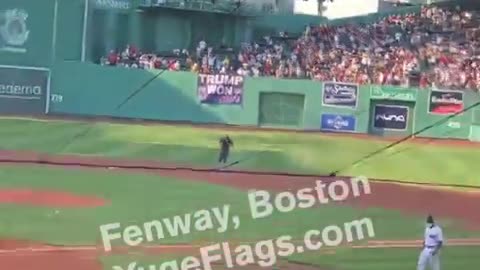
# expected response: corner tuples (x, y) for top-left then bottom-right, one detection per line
(0, 118), (479, 186)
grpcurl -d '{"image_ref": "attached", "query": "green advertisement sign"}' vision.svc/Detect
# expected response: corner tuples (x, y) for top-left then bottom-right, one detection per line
(370, 86), (417, 102)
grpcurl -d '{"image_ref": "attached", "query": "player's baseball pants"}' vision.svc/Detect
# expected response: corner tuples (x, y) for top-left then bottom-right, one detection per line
(417, 247), (440, 270)
(218, 149), (229, 163)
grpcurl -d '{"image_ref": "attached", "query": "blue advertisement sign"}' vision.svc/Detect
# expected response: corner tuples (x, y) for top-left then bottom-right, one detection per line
(321, 114), (356, 132)
(373, 105), (408, 130)
(322, 82), (358, 108)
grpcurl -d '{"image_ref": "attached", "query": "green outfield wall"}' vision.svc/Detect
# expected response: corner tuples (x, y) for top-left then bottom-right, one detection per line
(0, 0), (56, 68)
(48, 62), (371, 132)
(3, 0), (480, 141)
(0, 0), (250, 67)
(44, 61), (480, 141)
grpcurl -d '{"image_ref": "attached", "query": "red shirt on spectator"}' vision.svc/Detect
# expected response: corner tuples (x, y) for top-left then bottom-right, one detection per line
(108, 51), (118, 65)
(153, 58), (162, 69)
(264, 62), (272, 76)
(201, 65), (210, 74)
(168, 60), (176, 71)
(128, 45), (138, 58)
(438, 55), (450, 65)
(419, 74), (429, 88)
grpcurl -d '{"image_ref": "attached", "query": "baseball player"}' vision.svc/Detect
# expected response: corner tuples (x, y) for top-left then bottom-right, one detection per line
(417, 215), (444, 270)
(218, 135), (233, 164)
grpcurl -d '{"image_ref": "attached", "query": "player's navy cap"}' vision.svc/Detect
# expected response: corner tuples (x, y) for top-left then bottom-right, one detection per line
(426, 215), (434, 224)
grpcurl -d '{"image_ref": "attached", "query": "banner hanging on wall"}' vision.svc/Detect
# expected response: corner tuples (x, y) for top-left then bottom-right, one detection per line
(0, 65), (49, 114)
(428, 90), (464, 115)
(320, 114), (356, 132)
(373, 104), (408, 130)
(197, 73), (244, 105)
(370, 85), (417, 102)
(322, 82), (358, 108)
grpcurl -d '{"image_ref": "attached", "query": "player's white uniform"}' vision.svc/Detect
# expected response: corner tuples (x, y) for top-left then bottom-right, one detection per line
(417, 224), (444, 270)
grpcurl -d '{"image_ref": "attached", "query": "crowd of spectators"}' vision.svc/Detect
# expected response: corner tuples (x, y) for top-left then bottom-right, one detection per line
(101, 5), (480, 90)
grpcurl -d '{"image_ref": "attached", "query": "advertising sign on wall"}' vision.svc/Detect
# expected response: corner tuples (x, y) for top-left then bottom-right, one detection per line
(0, 65), (49, 114)
(373, 104), (409, 130)
(370, 85), (417, 102)
(428, 89), (464, 115)
(92, 0), (132, 11)
(320, 114), (356, 132)
(197, 73), (244, 105)
(322, 82), (358, 108)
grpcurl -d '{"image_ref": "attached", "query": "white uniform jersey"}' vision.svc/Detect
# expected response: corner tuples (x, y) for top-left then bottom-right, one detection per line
(424, 224), (443, 247)
(418, 224), (444, 270)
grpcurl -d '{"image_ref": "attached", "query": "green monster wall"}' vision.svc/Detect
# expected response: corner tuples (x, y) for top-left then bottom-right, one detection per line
(49, 61), (479, 140)
(0, 0), (56, 68)
(3, 1), (480, 141)
(50, 62), (371, 131)
(0, 0), (249, 67)
(414, 89), (474, 139)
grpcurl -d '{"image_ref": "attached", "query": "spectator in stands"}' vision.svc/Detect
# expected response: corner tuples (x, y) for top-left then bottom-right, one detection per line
(107, 50), (119, 66)
(126, 45), (138, 60)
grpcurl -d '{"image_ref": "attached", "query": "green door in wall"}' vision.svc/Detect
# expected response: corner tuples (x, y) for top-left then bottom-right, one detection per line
(258, 92), (306, 128)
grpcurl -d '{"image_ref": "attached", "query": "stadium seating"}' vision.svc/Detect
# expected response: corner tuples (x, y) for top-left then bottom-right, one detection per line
(101, 5), (480, 90)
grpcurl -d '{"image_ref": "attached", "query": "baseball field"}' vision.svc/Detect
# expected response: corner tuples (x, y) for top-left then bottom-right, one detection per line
(0, 116), (479, 270)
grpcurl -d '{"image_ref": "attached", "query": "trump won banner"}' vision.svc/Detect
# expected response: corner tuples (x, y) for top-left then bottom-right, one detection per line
(320, 114), (356, 133)
(197, 74), (244, 105)
(373, 105), (409, 130)
(428, 90), (464, 115)
(322, 82), (358, 108)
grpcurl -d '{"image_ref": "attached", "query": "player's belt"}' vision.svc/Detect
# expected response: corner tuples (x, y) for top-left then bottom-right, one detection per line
(426, 245), (436, 248)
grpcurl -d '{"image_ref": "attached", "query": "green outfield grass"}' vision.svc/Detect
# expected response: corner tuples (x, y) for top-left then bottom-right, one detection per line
(290, 246), (480, 270)
(99, 246), (480, 270)
(0, 166), (477, 246)
(0, 117), (479, 186)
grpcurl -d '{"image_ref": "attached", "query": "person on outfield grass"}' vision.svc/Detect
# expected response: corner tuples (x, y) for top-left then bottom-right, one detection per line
(218, 135), (233, 164)
(417, 214), (444, 270)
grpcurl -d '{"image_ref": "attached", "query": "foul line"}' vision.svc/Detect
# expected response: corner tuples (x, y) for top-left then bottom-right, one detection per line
(1, 239), (479, 255)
